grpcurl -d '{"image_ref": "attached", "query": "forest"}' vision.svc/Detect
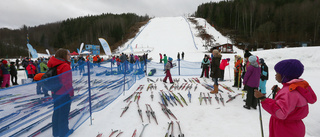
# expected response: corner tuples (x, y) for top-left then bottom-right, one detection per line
(0, 13), (149, 58)
(194, 0), (320, 50)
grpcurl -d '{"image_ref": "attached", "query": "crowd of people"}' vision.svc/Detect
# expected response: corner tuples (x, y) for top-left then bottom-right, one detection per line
(196, 47), (317, 137)
(1, 47), (318, 137)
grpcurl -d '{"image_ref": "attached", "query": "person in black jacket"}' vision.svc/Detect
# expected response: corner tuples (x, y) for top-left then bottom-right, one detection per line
(259, 58), (268, 95)
(10, 62), (18, 85)
(200, 55), (210, 78)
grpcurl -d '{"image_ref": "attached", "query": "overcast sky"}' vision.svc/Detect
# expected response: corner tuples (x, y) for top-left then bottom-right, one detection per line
(0, 0), (221, 29)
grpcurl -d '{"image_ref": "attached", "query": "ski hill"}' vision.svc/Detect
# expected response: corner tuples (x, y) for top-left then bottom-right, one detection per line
(69, 17), (320, 137)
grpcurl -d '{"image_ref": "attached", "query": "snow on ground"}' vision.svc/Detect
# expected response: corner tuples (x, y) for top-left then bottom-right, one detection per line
(5, 17), (320, 137)
(69, 17), (320, 137)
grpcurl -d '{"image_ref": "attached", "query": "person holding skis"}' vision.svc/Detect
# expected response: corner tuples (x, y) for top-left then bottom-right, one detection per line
(254, 59), (317, 137)
(259, 58), (268, 95)
(219, 58), (230, 81)
(163, 57), (174, 84)
(200, 54), (210, 78)
(210, 49), (222, 94)
(243, 55), (261, 109)
(47, 48), (74, 137)
(233, 55), (242, 88)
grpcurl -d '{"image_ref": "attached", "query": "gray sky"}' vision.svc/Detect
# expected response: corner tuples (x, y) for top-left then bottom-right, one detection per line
(0, 0), (221, 29)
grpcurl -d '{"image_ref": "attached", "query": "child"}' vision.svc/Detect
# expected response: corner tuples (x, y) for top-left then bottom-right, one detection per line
(1, 60), (10, 88)
(200, 55), (210, 78)
(254, 59), (317, 137)
(243, 55), (261, 109)
(259, 58), (268, 95)
(163, 57), (173, 84)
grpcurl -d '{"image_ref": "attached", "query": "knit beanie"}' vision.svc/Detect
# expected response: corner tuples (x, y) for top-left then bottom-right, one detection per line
(274, 59), (304, 83)
(168, 57), (173, 61)
(248, 55), (258, 67)
(259, 58), (265, 64)
(2, 60), (8, 65)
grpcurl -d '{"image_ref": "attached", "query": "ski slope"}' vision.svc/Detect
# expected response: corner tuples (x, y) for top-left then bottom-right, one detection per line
(70, 17), (320, 137)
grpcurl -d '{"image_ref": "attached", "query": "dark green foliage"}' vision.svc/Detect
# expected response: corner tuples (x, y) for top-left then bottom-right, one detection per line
(0, 13), (149, 58)
(194, 0), (320, 49)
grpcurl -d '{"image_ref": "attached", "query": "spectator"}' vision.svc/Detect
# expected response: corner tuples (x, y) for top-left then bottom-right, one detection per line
(47, 48), (74, 137)
(10, 62), (18, 85)
(243, 55), (261, 109)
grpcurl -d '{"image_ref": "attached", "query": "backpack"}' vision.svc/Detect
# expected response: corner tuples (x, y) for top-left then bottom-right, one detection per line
(41, 64), (62, 93)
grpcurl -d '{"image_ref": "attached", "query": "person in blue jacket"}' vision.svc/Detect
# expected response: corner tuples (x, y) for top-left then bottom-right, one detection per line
(259, 58), (268, 95)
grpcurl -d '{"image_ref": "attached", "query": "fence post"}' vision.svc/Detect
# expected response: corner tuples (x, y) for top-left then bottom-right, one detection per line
(178, 59), (180, 75)
(123, 61), (126, 95)
(87, 61), (92, 125)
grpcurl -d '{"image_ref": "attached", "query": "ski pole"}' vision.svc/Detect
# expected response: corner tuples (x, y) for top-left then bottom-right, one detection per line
(267, 85), (278, 99)
(258, 99), (264, 137)
(139, 124), (148, 137)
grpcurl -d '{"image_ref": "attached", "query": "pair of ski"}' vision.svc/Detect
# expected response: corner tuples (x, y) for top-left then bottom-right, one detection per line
(108, 129), (123, 137)
(158, 102), (177, 120)
(219, 84), (235, 93)
(132, 124), (148, 137)
(165, 121), (184, 137)
(198, 92), (212, 105)
(226, 93), (242, 103)
(145, 104), (158, 124)
(199, 92), (224, 106)
(198, 92), (211, 105)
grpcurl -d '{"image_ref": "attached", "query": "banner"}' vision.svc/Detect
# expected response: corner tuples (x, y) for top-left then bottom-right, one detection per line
(27, 44), (38, 58)
(79, 43), (84, 54)
(46, 49), (50, 56)
(98, 38), (112, 55)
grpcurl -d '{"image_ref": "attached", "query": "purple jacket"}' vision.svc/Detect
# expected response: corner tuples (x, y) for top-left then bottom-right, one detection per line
(243, 65), (261, 88)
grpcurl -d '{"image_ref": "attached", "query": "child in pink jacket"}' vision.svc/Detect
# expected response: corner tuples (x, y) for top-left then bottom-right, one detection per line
(254, 59), (317, 137)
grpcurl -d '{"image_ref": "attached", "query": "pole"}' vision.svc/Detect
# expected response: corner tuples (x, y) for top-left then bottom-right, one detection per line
(123, 61), (126, 95)
(228, 63), (231, 81)
(178, 59), (180, 75)
(258, 99), (264, 137)
(87, 61), (92, 125)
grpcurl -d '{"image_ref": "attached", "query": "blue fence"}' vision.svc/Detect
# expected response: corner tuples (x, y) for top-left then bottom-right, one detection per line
(0, 59), (202, 137)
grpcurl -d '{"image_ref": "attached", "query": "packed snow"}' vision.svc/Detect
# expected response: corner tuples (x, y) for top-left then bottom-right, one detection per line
(5, 16), (320, 137)
(71, 17), (320, 137)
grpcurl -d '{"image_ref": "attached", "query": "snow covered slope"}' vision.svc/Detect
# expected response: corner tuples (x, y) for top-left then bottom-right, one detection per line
(71, 17), (320, 137)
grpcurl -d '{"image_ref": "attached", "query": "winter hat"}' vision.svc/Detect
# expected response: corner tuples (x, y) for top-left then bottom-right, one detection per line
(244, 50), (252, 58)
(226, 58), (230, 62)
(248, 55), (257, 63)
(2, 60), (8, 64)
(259, 58), (265, 64)
(168, 57), (173, 61)
(248, 55), (258, 67)
(274, 59), (304, 83)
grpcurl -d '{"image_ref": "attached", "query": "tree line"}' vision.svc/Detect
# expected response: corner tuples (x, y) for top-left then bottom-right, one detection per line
(194, 0), (320, 50)
(0, 13), (149, 58)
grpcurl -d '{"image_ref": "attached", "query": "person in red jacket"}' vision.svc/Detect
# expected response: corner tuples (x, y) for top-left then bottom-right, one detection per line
(47, 48), (74, 137)
(254, 59), (317, 137)
(219, 58), (230, 81)
(26, 61), (36, 78)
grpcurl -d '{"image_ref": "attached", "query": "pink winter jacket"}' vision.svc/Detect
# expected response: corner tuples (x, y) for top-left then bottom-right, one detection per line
(261, 79), (317, 137)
